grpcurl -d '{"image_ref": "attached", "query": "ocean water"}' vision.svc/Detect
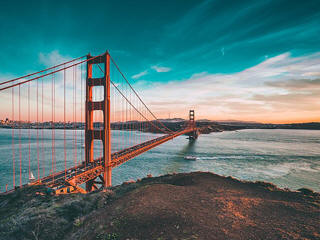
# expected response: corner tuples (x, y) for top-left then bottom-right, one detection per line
(0, 128), (319, 192)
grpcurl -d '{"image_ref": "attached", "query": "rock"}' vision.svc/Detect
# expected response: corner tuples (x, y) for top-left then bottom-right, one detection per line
(298, 188), (314, 195)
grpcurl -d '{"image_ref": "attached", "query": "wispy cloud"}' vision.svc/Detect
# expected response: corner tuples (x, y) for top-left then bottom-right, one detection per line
(132, 65), (171, 79)
(265, 78), (320, 90)
(2, 51), (319, 123)
(140, 52), (320, 123)
(132, 70), (148, 79)
(151, 65), (171, 73)
(221, 47), (225, 56)
(0, 48), (94, 123)
(38, 50), (85, 90)
(38, 50), (70, 67)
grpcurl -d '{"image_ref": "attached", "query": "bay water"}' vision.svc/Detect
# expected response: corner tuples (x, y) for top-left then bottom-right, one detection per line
(0, 128), (319, 192)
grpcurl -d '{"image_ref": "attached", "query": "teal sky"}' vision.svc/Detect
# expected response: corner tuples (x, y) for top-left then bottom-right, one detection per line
(1, 0), (320, 122)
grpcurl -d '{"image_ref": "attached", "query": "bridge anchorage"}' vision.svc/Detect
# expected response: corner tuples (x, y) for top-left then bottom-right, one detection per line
(0, 50), (199, 195)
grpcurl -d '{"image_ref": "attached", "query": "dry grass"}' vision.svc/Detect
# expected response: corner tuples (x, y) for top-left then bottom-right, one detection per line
(0, 172), (319, 240)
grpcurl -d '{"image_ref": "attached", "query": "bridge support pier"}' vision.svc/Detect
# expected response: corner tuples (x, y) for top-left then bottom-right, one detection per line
(85, 51), (112, 192)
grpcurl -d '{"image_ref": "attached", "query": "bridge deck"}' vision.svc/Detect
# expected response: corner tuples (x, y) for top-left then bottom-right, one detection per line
(30, 128), (195, 191)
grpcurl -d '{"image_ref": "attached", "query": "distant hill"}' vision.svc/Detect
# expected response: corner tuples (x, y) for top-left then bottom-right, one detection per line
(216, 121), (320, 130)
(158, 118), (185, 122)
(213, 120), (262, 125)
(112, 119), (320, 134)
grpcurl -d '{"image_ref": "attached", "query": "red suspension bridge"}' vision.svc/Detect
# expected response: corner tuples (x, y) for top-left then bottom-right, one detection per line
(0, 51), (199, 194)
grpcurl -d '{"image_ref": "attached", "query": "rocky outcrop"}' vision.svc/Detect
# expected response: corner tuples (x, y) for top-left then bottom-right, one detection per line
(1, 172), (319, 240)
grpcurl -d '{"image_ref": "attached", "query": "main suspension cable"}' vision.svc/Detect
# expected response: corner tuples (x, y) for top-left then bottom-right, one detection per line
(0, 55), (86, 86)
(0, 53), (104, 91)
(96, 63), (168, 134)
(109, 54), (173, 133)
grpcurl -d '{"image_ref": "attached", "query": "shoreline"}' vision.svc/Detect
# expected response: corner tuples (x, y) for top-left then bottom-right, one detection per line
(1, 120), (320, 132)
(1, 171), (319, 239)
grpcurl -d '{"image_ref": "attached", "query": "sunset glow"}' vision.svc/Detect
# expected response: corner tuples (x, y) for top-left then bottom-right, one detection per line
(1, 1), (319, 123)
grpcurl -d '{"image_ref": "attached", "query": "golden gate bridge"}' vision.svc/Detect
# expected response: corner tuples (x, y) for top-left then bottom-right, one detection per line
(0, 51), (199, 194)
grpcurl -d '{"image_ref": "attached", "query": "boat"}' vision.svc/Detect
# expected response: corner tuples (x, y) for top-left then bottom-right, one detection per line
(184, 156), (198, 161)
(29, 171), (36, 181)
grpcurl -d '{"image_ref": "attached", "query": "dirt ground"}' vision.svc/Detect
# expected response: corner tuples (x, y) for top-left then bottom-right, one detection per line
(1, 172), (319, 240)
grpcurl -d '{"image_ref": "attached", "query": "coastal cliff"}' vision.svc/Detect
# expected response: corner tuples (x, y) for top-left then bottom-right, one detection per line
(0, 172), (319, 240)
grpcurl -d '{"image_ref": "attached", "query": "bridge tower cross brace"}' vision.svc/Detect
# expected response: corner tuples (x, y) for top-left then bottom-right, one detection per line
(85, 51), (112, 191)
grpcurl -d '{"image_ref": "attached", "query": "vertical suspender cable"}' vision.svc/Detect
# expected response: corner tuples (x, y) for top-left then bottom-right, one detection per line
(53, 71), (56, 173)
(121, 79), (123, 151)
(73, 66), (76, 168)
(100, 78), (103, 159)
(113, 81), (116, 151)
(64, 66), (66, 179)
(28, 82), (30, 179)
(12, 88), (15, 188)
(75, 65), (77, 166)
(80, 63), (83, 165)
(129, 85), (131, 146)
(19, 85), (21, 187)
(42, 76), (44, 177)
(51, 69), (54, 182)
(37, 78), (39, 180)
(126, 83), (128, 148)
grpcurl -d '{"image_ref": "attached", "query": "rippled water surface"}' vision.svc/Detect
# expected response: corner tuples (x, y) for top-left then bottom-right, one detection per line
(0, 129), (319, 192)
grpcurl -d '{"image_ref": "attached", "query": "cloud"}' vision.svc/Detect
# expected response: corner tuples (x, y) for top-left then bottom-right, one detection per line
(38, 50), (70, 67)
(38, 50), (87, 94)
(151, 65), (171, 73)
(302, 72), (320, 77)
(132, 70), (148, 79)
(2, 51), (320, 123)
(1, 50), (88, 123)
(139, 52), (320, 123)
(221, 47), (225, 56)
(265, 78), (320, 90)
(131, 64), (172, 80)
(132, 65), (171, 81)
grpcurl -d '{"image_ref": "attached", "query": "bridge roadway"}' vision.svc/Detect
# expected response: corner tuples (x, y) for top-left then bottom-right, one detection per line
(31, 127), (195, 192)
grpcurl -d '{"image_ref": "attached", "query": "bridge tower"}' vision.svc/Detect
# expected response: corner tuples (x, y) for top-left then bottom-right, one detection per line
(85, 51), (112, 191)
(189, 110), (195, 124)
(188, 110), (198, 140)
